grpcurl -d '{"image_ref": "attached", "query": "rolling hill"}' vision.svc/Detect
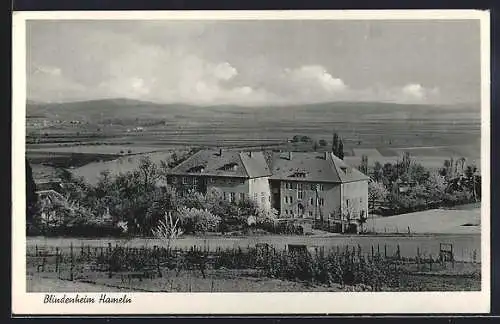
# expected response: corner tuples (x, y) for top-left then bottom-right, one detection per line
(26, 98), (481, 123)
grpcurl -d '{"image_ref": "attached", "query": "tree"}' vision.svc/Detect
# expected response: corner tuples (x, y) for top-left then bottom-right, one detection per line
(408, 163), (430, 184)
(372, 161), (383, 182)
(312, 141), (319, 151)
(425, 172), (447, 204)
(338, 139), (344, 160)
(402, 152), (412, 173)
(357, 210), (368, 233)
(368, 181), (388, 210)
(332, 132), (339, 155)
(359, 155), (368, 174)
(26, 159), (38, 224)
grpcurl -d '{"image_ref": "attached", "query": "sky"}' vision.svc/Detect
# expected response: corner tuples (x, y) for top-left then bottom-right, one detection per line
(26, 19), (481, 106)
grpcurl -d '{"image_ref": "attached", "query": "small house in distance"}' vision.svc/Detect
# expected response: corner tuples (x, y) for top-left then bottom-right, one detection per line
(165, 149), (369, 233)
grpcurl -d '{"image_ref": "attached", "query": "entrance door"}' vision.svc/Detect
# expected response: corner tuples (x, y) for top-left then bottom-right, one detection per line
(297, 203), (305, 218)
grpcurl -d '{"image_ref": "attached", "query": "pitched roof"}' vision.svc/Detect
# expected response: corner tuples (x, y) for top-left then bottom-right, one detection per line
(168, 149), (271, 178)
(268, 151), (369, 183)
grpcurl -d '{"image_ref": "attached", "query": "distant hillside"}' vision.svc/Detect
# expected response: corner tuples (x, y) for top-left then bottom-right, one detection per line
(26, 98), (481, 124)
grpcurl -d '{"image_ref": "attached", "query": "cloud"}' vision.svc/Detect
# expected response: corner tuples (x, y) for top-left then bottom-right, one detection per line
(27, 28), (440, 105)
(28, 64), (87, 102)
(212, 62), (238, 81)
(285, 65), (347, 94)
(33, 65), (61, 76)
(402, 83), (425, 99)
(401, 83), (439, 102)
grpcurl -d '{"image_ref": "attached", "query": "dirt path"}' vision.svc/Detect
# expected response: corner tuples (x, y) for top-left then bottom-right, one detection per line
(27, 275), (134, 292)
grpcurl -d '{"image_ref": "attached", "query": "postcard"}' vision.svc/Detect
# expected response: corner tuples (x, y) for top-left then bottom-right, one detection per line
(12, 9), (490, 315)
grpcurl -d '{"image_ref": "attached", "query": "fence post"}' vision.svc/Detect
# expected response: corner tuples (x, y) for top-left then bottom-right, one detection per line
(35, 245), (38, 256)
(371, 245), (374, 260)
(384, 244), (387, 259)
(417, 247), (420, 271)
(396, 244), (401, 260)
(70, 242), (74, 281)
(55, 247), (59, 273)
(80, 243), (84, 258)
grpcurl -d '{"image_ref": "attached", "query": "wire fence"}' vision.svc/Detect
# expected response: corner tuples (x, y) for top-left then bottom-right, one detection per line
(27, 241), (480, 291)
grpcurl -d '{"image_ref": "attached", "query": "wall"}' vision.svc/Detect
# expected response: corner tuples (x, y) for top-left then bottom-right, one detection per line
(341, 180), (369, 220)
(249, 176), (272, 209)
(168, 175), (251, 203)
(207, 176), (250, 204)
(278, 180), (342, 219)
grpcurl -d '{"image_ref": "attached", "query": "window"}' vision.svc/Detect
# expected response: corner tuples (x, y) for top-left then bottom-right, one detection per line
(239, 193), (245, 201)
(172, 177), (177, 184)
(223, 192), (227, 200)
(319, 198), (325, 206)
(193, 177), (198, 185)
(230, 192), (236, 203)
(284, 196), (288, 204)
(346, 199), (350, 207)
(297, 183), (304, 200)
(285, 182), (290, 189)
(285, 210), (288, 215)
(309, 211), (313, 217)
(319, 184), (324, 191)
(261, 196), (265, 204)
(253, 193), (258, 201)
(310, 197), (314, 205)
(182, 177), (188, 185)
(289, 196), (293, 204)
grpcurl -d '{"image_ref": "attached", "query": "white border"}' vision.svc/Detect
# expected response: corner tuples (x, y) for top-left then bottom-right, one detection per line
(12, 10), (491, 315)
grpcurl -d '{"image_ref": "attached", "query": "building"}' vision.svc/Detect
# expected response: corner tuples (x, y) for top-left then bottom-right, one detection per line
(268, 151), (369, 232)
(165, 149), (272, 210)
(165, 149), (369, 232)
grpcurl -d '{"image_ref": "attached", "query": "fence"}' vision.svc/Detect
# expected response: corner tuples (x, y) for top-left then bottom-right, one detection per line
(27, 241), (480, 291)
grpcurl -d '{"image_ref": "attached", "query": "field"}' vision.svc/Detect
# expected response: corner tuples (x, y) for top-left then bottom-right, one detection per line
(367, 204), (481, 235)
(26, 99), (482, 177)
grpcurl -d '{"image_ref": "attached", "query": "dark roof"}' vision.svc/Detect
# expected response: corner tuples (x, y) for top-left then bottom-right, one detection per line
(169, 149), (271, 178)
(268, 152), (369, 183)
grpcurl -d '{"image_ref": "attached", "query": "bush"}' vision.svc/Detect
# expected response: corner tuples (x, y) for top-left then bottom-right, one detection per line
(176, 207), (221, 234)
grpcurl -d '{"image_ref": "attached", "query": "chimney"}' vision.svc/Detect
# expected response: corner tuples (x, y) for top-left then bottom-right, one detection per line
(289, 152), (293, 160)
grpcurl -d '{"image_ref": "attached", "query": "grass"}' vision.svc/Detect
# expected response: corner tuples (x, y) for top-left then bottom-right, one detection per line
(368, 205), (481, 235)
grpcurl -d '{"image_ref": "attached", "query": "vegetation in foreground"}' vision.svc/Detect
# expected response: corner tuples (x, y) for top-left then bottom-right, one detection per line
(27, 242), (480, 292)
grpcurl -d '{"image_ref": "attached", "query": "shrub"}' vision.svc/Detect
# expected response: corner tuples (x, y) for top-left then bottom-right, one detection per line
(176, 207), (221, 234)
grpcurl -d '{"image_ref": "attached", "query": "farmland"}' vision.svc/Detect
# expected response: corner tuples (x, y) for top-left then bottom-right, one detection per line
(26, 99), (481, 183)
